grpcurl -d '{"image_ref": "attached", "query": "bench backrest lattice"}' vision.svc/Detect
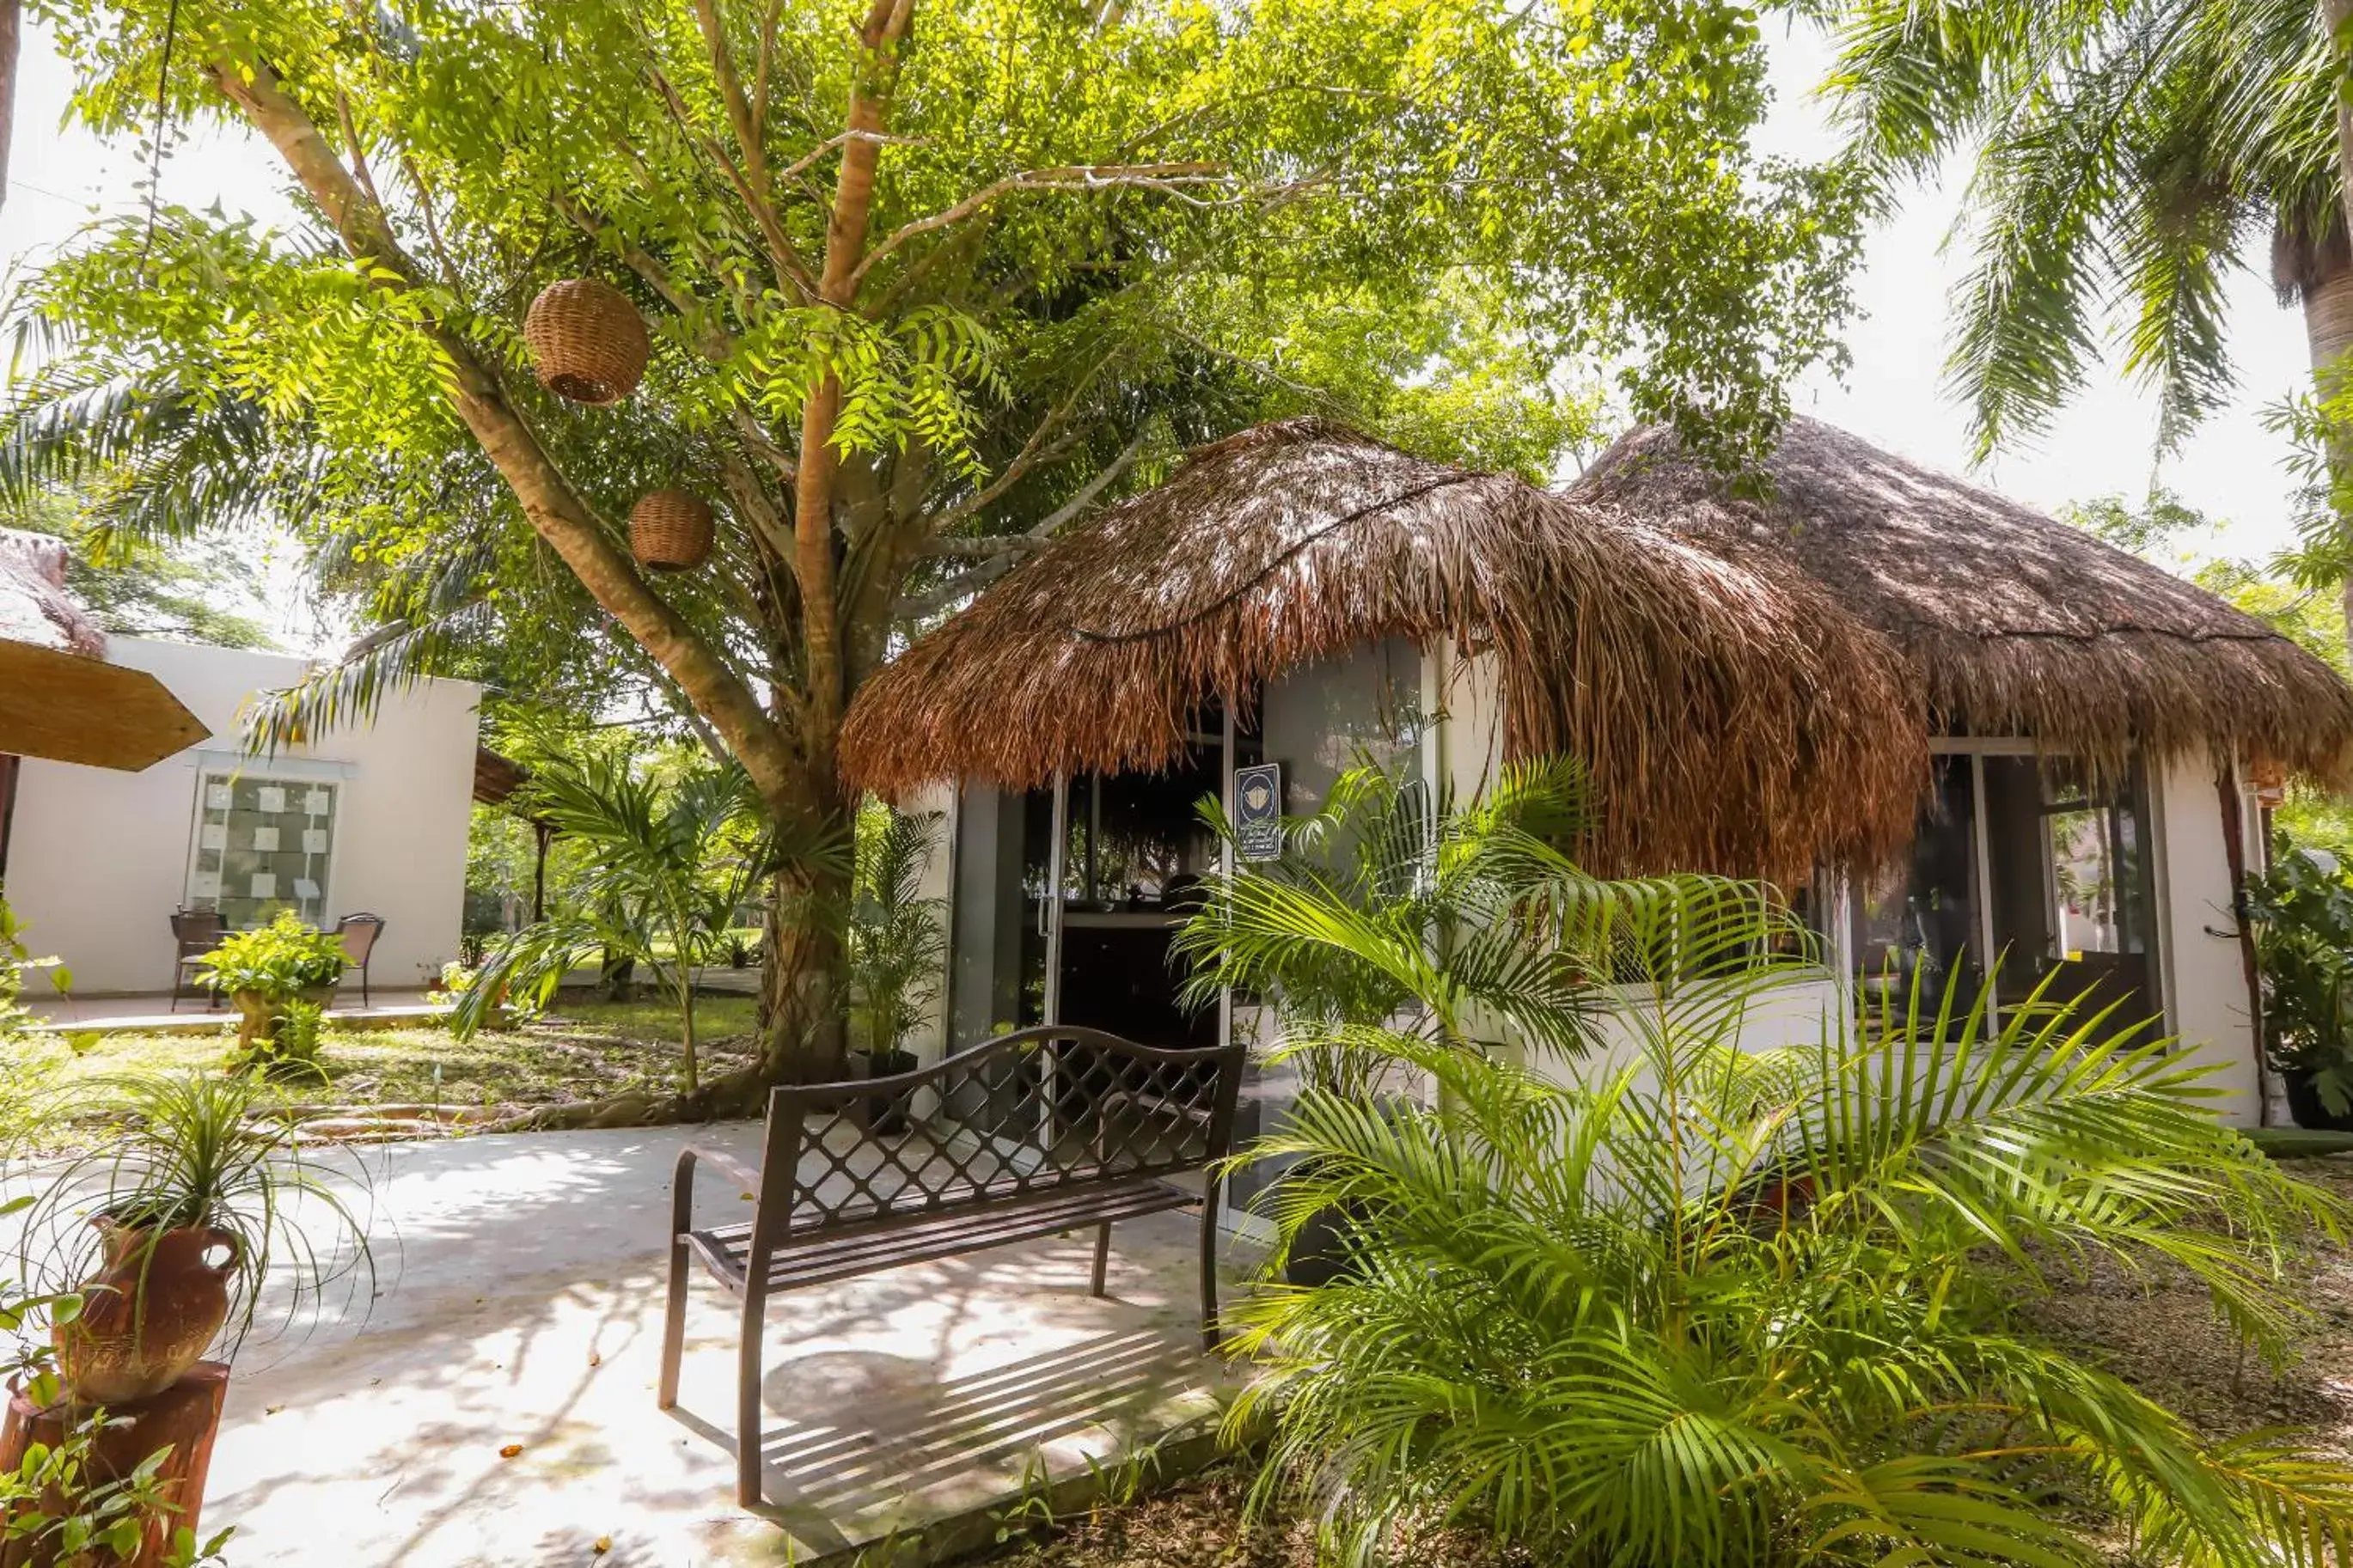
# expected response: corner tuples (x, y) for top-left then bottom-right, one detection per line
(765, 1025), (1245, 1242)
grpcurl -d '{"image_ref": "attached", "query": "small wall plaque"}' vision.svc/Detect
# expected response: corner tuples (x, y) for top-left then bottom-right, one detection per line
(1234, 763), (1284, 863)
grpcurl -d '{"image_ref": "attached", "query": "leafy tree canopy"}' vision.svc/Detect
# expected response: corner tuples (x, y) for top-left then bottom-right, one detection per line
(1, 0), (1862, 1071)
(0, 485), (274, 649)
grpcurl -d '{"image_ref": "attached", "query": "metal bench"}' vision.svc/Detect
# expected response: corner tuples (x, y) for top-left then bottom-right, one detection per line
(656, 1024), (1244, 1506)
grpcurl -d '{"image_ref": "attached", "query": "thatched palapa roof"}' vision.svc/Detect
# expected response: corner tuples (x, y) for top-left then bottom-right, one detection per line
(1574, 418), (2353, 784)
(843, 418), (1927, 879)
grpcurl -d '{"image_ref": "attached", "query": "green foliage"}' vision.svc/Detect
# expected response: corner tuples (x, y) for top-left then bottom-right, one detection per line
(199, 911), (346, 1001)
(452, 746), (770, 1094)
(1176, 759), (1801, 1094)
(12, 1071), (375, 1358)
(2245, 847), (2353, 1111)
(1818, 0), (2344, 457)
(3, 0), (1861, 744)
(0, 898), (70, 1040)
(235, 996), (329, 1080)
(2, 485), (276, 650)
(1190, 765), (2353, 1565)
(844, 803), (946, 1057)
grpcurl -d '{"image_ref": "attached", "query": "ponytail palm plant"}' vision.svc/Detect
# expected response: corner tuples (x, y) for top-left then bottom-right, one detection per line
(1189, 760), (2353, 1565)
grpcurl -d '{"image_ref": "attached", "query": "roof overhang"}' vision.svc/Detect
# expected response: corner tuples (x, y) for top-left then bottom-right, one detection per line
(0, 638), (211, 771)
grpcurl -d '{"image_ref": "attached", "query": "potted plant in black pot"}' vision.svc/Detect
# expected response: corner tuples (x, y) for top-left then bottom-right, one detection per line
(844, 808), (947, 1135)
(14, 1071), (375, 1408)
(2245, 847), (2353, 1130)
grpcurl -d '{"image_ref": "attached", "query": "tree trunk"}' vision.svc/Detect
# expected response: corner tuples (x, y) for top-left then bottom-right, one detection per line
(760, 854), (851, 1083)
(2322, 0), (2353, 629)
(677, 964), (700, 1096)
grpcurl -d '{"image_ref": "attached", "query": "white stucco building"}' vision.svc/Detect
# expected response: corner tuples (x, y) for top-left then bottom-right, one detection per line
(840, 417), (2353, 1145)
(3, 637), (480, 997)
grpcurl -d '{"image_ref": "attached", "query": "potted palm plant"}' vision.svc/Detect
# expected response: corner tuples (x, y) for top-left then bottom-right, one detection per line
(15, 1072), (374, 1407)
(2244, 848), (2353, 1129)
(199, 912), (345, 1052)
(845, 808), (947, 1134)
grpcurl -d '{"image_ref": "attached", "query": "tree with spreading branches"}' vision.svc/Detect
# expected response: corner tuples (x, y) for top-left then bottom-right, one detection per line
(3, 0), (1859, 1089)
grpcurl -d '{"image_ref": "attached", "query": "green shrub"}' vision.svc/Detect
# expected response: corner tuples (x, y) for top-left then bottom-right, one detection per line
(2245, 848), (2353, 1113)
(1189, 760), (2353, 1566)
(199, 911), (345, 1001)
(234, 997), (328, 1078)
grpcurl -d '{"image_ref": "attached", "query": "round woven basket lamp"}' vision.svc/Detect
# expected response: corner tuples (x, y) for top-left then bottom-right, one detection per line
(630, 490), (716, 572)
(523, 278), (650, 406)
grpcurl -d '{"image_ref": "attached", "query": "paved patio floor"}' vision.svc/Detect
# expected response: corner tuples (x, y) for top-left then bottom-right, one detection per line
(194, 1124), (1254, 1565)
(25, 988), (446, 1034)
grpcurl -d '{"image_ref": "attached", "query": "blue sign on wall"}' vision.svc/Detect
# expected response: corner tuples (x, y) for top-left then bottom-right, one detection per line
(1234, 762), (1284, 863)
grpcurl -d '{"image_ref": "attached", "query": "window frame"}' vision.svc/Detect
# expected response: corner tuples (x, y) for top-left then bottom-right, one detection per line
(183, 766), (343, 930)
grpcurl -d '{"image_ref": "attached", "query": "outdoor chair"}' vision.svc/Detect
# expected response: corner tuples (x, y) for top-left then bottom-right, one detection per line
(333, 913), (384, 1006)
(167, 909), (224, 1012)
(658, 1024), (1244, 1507)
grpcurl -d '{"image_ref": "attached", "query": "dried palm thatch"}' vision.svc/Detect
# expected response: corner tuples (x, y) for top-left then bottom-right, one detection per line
(1575, 418), (2353, 784)
(842, 418), (1927, 880)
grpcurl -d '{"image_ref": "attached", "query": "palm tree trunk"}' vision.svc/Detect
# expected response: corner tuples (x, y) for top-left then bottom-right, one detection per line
(0, 0), (19, 217)
(2312, 255), (2353, 631)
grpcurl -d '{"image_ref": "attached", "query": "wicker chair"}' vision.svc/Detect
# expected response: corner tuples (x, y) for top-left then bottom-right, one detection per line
(333, 913), (385, 1007)
(168, 909), (224, 1012)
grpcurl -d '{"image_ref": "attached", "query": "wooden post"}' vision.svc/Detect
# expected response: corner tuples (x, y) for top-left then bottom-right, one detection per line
(0, 1364), (229, 1567)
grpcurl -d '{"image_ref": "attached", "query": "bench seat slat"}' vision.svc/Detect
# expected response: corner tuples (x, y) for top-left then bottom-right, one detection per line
(684, 1175), (1200, 1295)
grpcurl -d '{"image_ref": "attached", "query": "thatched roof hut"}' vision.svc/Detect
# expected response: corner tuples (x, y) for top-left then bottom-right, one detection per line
(1574, 418), (2353, 784)
(843, 418), (1926, 878)
(0, 529), (105, 656)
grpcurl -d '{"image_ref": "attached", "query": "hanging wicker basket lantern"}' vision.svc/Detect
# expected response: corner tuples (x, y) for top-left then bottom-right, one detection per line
(523, 279), (650, 406)
(630, 490), (716, 572)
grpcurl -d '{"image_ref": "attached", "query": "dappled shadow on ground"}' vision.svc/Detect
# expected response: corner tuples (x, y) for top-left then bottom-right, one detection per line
(193, 1122), (1242, 1566)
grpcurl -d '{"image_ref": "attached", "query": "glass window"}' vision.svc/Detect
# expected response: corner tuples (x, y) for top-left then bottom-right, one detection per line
(1981, 756), (2158, 1018)
(1850, 753), (2161, 1033)
(186, 773), (338, 928)
(1850, 756), (1983, 1018)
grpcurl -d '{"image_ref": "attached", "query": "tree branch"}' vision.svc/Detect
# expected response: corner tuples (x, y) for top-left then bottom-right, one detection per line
(791, 0), (915, 752)
(204, 51), (799, 807)
(928, 349), (1117, 533)
(895, 423), (1151, 616)
(853, 162), (1231, 284)
(645, 63), (820, 301)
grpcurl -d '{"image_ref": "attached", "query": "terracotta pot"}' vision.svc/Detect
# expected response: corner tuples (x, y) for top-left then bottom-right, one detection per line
(229, 985), (338, 1049)
(53, 1222), (239, 1406)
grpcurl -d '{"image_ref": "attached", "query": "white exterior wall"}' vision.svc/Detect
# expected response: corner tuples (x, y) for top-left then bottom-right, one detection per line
(902, 781), (958, 1068)
(2151, 741), (2263, 1124)
(1426, 650), (2264, 1120)
(5, 637), (480, 995)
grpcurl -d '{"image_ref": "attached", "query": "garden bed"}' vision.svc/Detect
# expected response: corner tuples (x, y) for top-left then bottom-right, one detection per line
(3, 988), (761, 1153)
(979, 1156), (2353, 1568)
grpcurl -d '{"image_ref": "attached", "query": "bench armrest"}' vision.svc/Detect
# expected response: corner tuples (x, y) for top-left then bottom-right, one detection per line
(672, 1144), (764, 1237)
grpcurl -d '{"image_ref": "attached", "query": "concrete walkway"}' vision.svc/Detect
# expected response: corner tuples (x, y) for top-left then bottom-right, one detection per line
(26, 988), (446, 1035)
(195, 1125), (1250, 1565)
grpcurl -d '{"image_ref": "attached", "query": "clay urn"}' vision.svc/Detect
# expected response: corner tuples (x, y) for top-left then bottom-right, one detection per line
(53, 1222), (239, 1406)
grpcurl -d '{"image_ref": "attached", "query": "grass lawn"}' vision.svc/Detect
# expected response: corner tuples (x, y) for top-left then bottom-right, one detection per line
(4, 989), (761, 1150)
